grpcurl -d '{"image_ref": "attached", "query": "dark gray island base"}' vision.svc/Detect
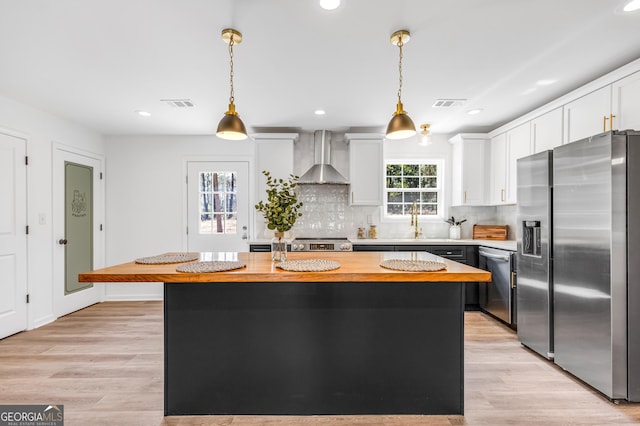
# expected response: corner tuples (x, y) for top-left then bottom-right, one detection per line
(164, 280), (464, 416)
(79, 251), (491, 417)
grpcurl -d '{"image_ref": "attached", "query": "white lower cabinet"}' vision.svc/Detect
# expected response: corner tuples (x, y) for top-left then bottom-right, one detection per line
(345, 134), (383, 206)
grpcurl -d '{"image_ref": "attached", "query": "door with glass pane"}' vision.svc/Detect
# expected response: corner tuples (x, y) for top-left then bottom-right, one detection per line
(187, 161), (249, 252)
(53, 147), (104, 317)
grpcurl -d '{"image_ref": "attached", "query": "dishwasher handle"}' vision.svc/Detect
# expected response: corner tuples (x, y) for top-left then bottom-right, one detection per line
(479, 249), (510, 262)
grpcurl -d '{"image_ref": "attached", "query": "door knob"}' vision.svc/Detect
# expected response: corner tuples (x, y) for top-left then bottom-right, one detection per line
(58, 239), (68, 245)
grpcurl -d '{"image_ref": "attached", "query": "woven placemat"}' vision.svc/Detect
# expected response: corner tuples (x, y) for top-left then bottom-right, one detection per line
(380, 259), (447, 272)
(135, 252), (200, 264)
(176, 261), (246, 273)
(276, 259), (341, 272)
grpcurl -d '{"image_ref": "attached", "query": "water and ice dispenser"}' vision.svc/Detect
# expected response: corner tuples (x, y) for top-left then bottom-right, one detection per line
(522, 220), (541, 257)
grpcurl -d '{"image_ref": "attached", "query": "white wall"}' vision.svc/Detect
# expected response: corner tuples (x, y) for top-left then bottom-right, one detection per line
(0, 94), (105, 329)
(103, 135), (254, 300)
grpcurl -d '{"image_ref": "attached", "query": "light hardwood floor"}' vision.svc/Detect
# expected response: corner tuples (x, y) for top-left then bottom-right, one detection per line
(1, 301), (639, 425)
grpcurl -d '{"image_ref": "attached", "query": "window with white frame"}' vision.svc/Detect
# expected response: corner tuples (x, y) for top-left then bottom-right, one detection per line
(384, 160), (444, 219)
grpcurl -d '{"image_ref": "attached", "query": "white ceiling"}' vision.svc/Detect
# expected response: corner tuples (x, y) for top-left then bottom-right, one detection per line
(0, 0), (639, 136)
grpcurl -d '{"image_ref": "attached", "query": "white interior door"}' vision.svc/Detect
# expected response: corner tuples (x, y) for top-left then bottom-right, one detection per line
(0, 132), (27, 339)
(53, 147), (104, 317)
(187, 161), (250, 252)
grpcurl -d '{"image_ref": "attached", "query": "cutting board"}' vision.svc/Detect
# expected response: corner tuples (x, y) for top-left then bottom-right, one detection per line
(473, 225), (508, 240)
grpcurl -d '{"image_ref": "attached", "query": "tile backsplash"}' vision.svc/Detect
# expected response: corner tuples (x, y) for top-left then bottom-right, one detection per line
(287, 185), (517, 241)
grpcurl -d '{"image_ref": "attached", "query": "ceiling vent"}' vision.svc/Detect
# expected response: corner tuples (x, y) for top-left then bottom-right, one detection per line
(432, 99), (466, 108)
(161, 99), (194, 108)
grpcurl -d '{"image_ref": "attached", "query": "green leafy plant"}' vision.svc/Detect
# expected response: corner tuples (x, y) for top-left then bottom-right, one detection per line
(445, 216), (467, 226)
(255, 170), (303, 232)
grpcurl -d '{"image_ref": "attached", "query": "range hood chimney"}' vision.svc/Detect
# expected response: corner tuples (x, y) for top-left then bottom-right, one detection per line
(298, 130), (349, 184)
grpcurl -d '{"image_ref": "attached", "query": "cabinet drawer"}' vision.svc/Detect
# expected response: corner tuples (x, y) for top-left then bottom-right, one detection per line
(430, 247), (466, 259)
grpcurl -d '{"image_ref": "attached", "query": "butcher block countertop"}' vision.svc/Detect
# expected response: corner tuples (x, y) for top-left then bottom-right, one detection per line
(79, 251), (491, 283)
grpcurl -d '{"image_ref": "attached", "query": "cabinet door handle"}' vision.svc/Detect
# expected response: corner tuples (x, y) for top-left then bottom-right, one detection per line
(610, 114), (616, 131)
(501, 189), (505, 202)
(464, 191), (467, 203)
(351, 191), (354, 204)
(603, 116), (609, 132)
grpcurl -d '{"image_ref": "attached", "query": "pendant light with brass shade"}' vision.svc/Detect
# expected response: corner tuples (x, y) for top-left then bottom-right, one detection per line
(386, 30), (416, 140)
(216, 28), (248, 140)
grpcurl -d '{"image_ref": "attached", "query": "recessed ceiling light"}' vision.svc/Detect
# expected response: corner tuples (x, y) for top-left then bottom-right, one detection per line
(314, 109), (326, 115)
(319, 0), (340, 10)
(136, 110), (151, 117)
(624, 0), (640, 12)
(466, 109), (483, 115)
(536, 79), (557, 86)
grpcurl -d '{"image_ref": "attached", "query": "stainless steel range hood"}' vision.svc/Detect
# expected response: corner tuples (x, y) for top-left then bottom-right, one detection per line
(298, 130), (349, 184)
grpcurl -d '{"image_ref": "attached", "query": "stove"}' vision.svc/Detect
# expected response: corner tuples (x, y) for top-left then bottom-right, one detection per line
(291, 237), (353, 252)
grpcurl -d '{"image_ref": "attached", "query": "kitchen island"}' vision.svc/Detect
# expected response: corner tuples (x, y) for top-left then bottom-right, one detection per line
(79, 251), (491, 416)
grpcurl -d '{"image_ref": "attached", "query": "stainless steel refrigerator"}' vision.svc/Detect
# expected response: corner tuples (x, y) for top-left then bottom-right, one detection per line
(516, 150), (553, 360)
(553, 130), (640, 402)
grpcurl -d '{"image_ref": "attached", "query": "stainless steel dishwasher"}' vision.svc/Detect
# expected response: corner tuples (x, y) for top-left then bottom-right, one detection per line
(479, 246), (516, 326)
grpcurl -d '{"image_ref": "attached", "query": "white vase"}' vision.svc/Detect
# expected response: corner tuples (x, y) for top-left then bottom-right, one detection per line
(449, 225), (461, 240)
(271, 231), (287, 262)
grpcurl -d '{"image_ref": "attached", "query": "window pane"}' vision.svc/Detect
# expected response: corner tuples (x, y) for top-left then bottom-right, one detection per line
(212, 213), (225, 233)
(387, 191), (402, 202)
(421, 177), (437, 188)
(227, 193), (237, 213)
(225, 213), (237, 233)
(405, 192), (420, 202)
(404, 177), (419, 188)
(420, 164), (437, 176)
(421, 204), (437, 215)
(403, 203), (416, 215)
(402, 164), (419, 176)
(200, 172), (212, 192)
(387, 177), (402, 188)
(212, 193), (226, 212)
(200, 193), (212, 213)
(422, 192), (437, 203)
(387, 204), (403, 215)
(386, 164), (402, 176)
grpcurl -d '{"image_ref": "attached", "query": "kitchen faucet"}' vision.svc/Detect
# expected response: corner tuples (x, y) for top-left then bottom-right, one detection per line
(410, 201), (421, 239)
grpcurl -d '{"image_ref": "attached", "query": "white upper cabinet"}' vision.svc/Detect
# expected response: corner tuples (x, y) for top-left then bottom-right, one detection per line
(532, 107), (563, 153)
(449, 134), (487, 206)
(563, 86), (612, 144)
(506, 122), (532, 204)
(489, 133), (507, 205)
(345, 134), (383, 206)
(612, 70), (640, 131)
(487, 123), (531, 206)
(253, 133), (297, 204)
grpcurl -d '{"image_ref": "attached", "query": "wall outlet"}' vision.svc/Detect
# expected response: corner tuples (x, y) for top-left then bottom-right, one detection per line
(367, 214), (373, 224)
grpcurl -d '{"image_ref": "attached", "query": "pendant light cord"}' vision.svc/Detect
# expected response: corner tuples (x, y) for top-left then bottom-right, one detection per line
(228, 35), (235, 104)
(397, 38), (404, 103)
